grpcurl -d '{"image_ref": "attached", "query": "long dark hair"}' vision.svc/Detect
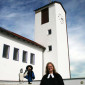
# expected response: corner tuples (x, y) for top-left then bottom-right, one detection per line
(45, 62), (58, 75)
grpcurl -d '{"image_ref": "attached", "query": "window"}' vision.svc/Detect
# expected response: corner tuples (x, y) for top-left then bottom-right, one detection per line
(30, 53), (35, 65)
(2, 44), (10, 59)
(22, 51), (27, 63)
(48, 45), (52, 51)
(48, 29), (52, 35)
(41, 8), (49, 24)
(13, 48), (19, 61)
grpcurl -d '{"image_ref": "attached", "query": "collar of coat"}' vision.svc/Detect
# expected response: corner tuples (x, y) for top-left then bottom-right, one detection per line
(47, 73), (54, 78)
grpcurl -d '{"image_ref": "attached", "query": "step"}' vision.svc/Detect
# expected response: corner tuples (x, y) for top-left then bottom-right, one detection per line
(0, 81), (40, 85)
(0, 79), (85, 85)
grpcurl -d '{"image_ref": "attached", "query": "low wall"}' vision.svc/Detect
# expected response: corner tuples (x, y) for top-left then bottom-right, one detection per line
(0, 78), (85, 85)
(64, 78), (85, 85)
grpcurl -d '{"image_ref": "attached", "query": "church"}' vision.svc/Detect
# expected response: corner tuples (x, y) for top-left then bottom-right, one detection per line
(0, 1), (70, 81)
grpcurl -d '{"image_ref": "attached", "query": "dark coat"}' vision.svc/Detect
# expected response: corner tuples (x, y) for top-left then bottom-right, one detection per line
(40, 73), (64, 85)
(24, 71), (35, 82)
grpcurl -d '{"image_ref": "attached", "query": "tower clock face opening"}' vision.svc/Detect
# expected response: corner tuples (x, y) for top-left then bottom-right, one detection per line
(58, 13), (64, 24)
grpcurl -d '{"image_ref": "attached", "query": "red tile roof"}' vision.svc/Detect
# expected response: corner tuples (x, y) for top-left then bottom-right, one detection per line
(0, 27), (45, 50)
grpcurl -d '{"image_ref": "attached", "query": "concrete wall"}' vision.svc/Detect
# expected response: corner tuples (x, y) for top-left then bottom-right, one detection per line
(0, 33), (43, 81)
(64, 79), (85, 85)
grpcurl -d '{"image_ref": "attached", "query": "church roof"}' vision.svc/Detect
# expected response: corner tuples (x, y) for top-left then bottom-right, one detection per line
(34, 1), (66, 13)
(0, 27), (45, 50)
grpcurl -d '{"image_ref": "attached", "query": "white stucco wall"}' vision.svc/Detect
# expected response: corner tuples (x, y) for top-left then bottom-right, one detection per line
(55, 3), (70, 79)
(0, 33), (43, 81)
(64, 79), (85, 85)
(35, 3), (70, 79)
(35, 4), (58, 75)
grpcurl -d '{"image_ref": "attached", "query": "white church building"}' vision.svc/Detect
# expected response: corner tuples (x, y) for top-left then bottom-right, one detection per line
(0, 1), (70, 81)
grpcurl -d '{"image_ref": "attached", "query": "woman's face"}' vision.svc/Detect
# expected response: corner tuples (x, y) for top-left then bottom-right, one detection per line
(28, 67), (31, 70)
(48, 63), (54, 73)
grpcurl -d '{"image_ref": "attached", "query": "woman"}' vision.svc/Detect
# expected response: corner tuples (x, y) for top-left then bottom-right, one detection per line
(40, 62), (64, 85)
(24, 65), (35, 84)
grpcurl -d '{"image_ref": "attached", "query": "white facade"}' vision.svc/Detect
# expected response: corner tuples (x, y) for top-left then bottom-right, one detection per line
(35, 2), (70, 79)
(0, 1), (71, 81)
(0, 32), (44, 81)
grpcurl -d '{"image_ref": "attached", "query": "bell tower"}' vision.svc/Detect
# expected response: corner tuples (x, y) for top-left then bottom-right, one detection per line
(34, 1), (70, 79)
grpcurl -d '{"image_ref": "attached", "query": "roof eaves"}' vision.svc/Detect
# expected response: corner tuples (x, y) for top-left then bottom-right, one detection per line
(34, 1), (66, 13)
(0, 27), (46, 50)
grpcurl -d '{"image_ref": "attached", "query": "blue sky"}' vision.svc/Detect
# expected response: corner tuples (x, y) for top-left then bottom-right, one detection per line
(0, 0), (85, 78)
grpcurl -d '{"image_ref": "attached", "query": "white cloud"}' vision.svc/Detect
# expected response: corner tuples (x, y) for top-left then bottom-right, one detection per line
(0, 0), (35, 40)
(68, 25), (85, 62)
(4, 13), (17, 18)
(68, 17), (85, 78)
(70, 61), (85, 78)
